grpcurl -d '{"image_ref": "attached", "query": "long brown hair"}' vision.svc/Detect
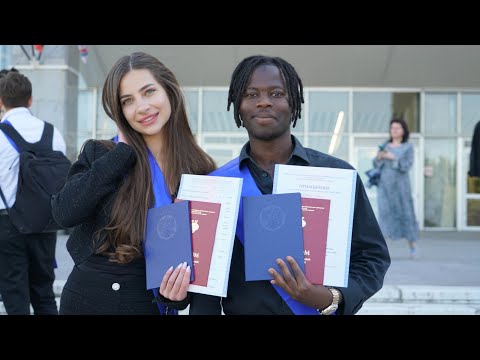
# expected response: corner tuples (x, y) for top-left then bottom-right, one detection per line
(97, 52), (216, 263)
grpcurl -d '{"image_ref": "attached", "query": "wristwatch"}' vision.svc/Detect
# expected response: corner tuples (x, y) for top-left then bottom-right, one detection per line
(319, 287), (340, 315)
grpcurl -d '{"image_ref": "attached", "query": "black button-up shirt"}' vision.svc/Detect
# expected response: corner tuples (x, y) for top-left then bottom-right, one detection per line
(189, 135), (390, 315)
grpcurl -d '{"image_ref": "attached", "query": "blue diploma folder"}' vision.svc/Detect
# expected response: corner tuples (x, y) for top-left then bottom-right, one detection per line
(243, 192), (305, 281)
(144, 201), (194, 290)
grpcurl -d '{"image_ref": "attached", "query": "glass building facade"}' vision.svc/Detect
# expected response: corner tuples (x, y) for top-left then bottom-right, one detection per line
(75, 86), (480, 231)
(1, 45), (479, 231)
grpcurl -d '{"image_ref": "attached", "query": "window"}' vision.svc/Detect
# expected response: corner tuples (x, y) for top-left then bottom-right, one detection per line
(424, 93), (456, 136)
(353, 92), (419, 133)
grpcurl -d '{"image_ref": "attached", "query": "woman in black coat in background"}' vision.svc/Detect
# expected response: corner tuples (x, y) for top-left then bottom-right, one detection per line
(469, 120), (480, 178)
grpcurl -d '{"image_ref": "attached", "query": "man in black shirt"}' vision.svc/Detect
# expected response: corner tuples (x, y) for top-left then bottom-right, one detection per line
(187, 55), (390, 315)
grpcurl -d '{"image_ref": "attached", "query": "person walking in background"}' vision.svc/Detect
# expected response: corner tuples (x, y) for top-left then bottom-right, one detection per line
(373, 117), (419, 259)
(469, 120), (480, 178)
(169, 55), (390, 315)
(468, 120), (480, 196)
(0, 70), (66, 315)
(51, 52), (216, 315)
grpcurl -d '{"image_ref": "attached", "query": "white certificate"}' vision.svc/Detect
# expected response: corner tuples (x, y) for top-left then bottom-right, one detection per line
(178, 174), (243, 297)
(273, 164), (357, 287)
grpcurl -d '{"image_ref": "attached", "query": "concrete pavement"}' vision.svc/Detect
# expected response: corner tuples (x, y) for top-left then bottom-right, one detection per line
(356, 230), (480, 314)
(382, 230), (480, 286)
(52, 230), (480, 286)
(2, 230), (480, 314)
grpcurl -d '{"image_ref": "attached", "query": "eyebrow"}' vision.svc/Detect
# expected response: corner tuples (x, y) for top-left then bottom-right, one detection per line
(119, 83), (155, 100)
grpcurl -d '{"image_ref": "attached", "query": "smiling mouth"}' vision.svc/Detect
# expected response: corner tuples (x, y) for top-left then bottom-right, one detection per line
(139, 113), (158, 125)
(253, 112), (275, 118)
(253, 116), (275, 124)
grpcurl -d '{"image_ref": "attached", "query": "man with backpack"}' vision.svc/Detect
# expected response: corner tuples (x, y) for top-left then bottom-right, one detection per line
(0, 70), (68, 315)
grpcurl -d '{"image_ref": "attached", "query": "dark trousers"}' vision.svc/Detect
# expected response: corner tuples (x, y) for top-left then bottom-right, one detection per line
(0, 215), (58, 315)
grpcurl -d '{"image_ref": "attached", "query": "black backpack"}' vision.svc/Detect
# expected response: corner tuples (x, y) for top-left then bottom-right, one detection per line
(0, 121), (72, 234)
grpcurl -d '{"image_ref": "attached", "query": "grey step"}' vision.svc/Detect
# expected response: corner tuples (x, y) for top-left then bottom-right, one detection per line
(357, 302), (480, 315)
(368, 285), (480, 304)
(51, 282), (480, 304)
(2, 299), (478, 315)
(4, 283), (480, 315)
(53, 281), (480, 305)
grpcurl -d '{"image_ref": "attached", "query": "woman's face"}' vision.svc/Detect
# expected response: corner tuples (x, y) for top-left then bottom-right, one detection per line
(390, 122), (404, 141)
(119, 69), (172, 139)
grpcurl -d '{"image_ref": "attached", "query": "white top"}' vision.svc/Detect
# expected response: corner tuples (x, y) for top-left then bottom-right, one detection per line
(0, 107), (67, 209)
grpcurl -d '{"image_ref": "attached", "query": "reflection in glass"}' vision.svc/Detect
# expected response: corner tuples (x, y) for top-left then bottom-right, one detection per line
(353, 92), (419, 133)
(77, 89), (95, 154)
(207, 149), (237, 167)
(461, 93), (480, 137)
(467, 199), (480, 226)
(0, 45), (12, 69)
(308, 136), (348, 161)
(424, 139), (456, 227)
(184, 89), (199, 134)
(308, 92), (348, 132)
(424, 93), (456, 136)
(328, 111), (345, 155)
(77, 89), (94, 133)
(467, 176), (480, 194)
(357, 148), (380, 221)
(97, 89), (117, 139)
(202, 90), (237, 132)
(462, 93), (480, 138)
(203, 135), (249, 144)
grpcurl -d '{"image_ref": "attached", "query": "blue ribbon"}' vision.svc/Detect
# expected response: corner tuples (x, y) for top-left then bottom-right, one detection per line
(211, 158), (319, 315)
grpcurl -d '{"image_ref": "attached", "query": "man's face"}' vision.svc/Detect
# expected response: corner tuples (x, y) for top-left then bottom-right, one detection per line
(239, 65), (292, 141)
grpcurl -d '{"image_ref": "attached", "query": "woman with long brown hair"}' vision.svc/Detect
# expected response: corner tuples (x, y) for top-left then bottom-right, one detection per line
(52, 52), (216, 314)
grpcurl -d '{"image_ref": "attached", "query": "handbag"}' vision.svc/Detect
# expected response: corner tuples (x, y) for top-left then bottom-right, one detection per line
(365, 167), (382, 188)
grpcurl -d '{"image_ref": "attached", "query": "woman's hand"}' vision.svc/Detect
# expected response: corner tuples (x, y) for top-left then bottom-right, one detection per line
(377, 150), (395, 160)
(382, 151), (395, 160)
(159, 262), (191, 301)
(269, 256), (332, 310)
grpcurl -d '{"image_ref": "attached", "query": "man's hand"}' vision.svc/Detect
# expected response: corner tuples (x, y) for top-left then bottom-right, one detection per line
(269, 256), (332, 310)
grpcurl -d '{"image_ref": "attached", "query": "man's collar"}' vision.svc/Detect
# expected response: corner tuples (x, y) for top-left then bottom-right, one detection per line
(1, 107), (30, 122)
(291, 135), (310, 164)
(238, 142), (251, 166)
(239, 135), (310, 167)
